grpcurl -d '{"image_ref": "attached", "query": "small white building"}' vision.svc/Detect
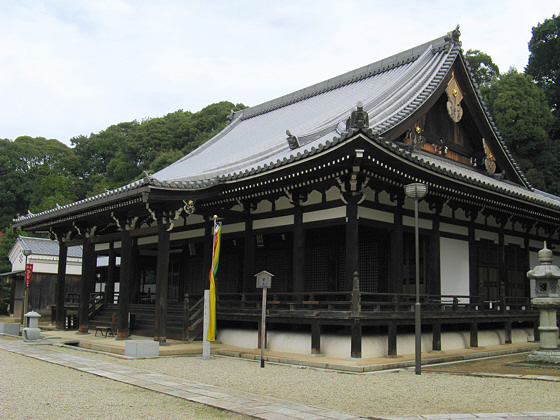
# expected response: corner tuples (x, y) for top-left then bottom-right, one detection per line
(6, 236), (83, 318)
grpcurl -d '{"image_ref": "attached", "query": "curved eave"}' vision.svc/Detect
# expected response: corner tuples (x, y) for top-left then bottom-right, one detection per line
(359, 132), (560, 216)
(11, 174), (225, 229)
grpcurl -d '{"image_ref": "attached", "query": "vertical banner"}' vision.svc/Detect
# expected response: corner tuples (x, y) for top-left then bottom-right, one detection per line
(207, 218), (222, 341)
(25, 263), (33, 290)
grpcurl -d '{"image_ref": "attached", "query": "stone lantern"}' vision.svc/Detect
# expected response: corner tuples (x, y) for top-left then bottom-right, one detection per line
(526, 242), (560, 363)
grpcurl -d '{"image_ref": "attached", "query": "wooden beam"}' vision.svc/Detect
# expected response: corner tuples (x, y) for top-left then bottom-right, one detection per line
(154, 222), (170, 343)
(105, 243), (116, 305)
(202, 219), (212, 291)
(468, 210), (479, 301)
(428, 199), (443, 296)
(345, 194), (359, 291)
(432, 320), (442, 351)
(78, 239), (95, 333)
(293, 194), (305, 293)
(389, 193), (404, 293)
(242, 205), (255, 293)
(350, 319), (362, 358)
(388, 323), (397, 356)
(117, 230), (132, 339)
(311, 320), (321, 355)
(470, 321), (478, 348)
(55, 241), (67, 330)
(505, 320), (512, 344)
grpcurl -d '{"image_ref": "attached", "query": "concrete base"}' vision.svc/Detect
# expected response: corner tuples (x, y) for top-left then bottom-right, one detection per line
(22, 327), (41, 341)
(0, 323), (20, 336)
(527, 349), (560, 364)
(125, 340), (159, 357)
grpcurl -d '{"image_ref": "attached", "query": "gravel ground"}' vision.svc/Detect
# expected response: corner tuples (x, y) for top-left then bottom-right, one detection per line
(0, 344), (246, 419)
(8, 342), (558, 418)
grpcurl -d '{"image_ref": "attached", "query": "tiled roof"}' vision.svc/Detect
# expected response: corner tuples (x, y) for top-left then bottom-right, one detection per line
(17, 236), (82, 258)
(13, 28), (560, 227)
(153, 32), (458, 184)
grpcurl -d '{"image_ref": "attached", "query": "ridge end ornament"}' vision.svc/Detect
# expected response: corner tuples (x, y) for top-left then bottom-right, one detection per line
(446, 72), (464, 123)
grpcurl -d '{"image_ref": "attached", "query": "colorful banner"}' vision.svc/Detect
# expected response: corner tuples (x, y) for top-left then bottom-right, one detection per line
(25, 263), (33, 290)
(207, 220), (222, 341)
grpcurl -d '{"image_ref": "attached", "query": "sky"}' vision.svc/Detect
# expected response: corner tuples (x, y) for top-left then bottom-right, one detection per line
(1, 0), (558, 145)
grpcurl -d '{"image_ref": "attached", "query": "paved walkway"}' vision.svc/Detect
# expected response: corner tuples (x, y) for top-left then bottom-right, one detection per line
(1, 336), (559, 420)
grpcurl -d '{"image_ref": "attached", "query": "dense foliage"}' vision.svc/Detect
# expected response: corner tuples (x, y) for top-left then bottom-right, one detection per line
(0, 101), (244, 231)
(526, 14), (560, 139)
(464, 15), (560, 194)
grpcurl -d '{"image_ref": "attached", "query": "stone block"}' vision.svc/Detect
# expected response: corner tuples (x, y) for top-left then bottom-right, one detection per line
(125, 340), (159, 357)
(0, 323), (20, 335)
(22, 327), (41, 340)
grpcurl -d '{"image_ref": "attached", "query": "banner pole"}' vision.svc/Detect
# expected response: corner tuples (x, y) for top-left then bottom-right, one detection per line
(202, 289), (210, 358)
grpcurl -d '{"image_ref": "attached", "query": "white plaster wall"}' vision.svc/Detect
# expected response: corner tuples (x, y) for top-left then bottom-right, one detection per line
(475, 229), (498, 243)
(439, 223), (468, 237)
(358, 208), (393, 224)
(217, 328), (533, 358)
(303, 207), (345, 223)
(254, 215), (294, 230)
(171, 228), (206, 241)
(440, 237), (470, 301)
(504, 235), (524, 246)
(403, 215), (432, 230)
(11, 255), (82, 275)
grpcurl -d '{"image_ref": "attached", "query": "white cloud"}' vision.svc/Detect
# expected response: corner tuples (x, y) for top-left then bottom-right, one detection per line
(1, 0), (558, 144)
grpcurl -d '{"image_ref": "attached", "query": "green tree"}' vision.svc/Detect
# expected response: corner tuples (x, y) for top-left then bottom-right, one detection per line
(465, 49), (500, 88)
(484, 69), (556, 192)
(0, 140), (33, 229)
(0, 228), (30, 274)
(526, 14), (560, 138)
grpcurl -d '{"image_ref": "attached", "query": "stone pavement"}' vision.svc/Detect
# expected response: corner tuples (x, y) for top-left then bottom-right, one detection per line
(1, 337), (560, 420)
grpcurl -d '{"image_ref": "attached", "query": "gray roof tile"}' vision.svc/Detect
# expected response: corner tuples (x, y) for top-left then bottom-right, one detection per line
(17, 236), (82, 258)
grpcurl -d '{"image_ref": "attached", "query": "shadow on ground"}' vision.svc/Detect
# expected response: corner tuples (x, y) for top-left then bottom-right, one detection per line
(423, 352), (560, 377)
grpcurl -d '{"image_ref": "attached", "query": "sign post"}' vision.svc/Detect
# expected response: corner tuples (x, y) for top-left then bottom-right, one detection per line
(255, 271), (273, 368)
(22, 249), (33, 325)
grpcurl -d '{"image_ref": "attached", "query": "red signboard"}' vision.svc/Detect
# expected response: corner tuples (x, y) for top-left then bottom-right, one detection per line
(25, 263), (33, 290)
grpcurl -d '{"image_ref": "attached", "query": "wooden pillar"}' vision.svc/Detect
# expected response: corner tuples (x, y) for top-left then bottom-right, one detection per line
(432, 320), (442, 351)
(498, 222), (507, 298)
(468, 210), (479, 301)
(533, 319), (540, 342)
(311, 320), (321, 355)
(428, 200), (442, 296)
(345, 194), (360, 291)
(505, 320), (512, 344)
(470, 321), (478, 348)
(154, 222), (170, 343)
(105, 243), (116, 305)
(350, 319), (362, 358)
(78, 239), (95, 333)
(242, 204), (255, 293)
(130, 239), (139, 303)
(293, 194), (305, 293)
(523, 223), (532, 299)
(202, 219), (213, 289)
(117, 230), (132, 339)
(55, 240), (67, 330)
(387, 323), (397, 356)
(389, 193), (404, 293)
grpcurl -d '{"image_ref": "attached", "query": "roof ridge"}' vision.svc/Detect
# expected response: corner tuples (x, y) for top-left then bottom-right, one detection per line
(240, 31), (457, 120)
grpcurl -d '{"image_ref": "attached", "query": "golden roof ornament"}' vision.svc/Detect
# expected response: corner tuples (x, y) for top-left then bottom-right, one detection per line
(446, 72), (463, 122)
